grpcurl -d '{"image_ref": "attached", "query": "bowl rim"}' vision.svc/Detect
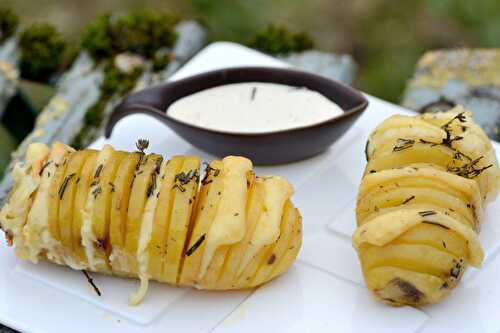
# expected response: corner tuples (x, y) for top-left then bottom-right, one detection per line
(108, 66), (369, 138)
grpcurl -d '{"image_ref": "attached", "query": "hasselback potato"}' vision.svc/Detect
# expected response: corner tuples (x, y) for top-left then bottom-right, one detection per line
(0, 141), (302, 305)
(353, 107), (500, 306)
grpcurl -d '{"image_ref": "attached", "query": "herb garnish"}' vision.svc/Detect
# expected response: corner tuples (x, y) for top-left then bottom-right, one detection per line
(39, 161), (52, 176)
(58, 173), (76, 200)
(94, 164), (104, 179)
(250, 87), (257, 101)
(446, 156), (493, 179)
(136, 139), (149, 154)
(422, 221), (450, 229)
(393, 138), (415, 152)
(401, 196), (415, 205)
(186, 234), (206, 256)
(92, 186), (102, 199)
(82, 270), (101, 296)
(173, 169), (200, 192)
(419, 210), (436, 217)
(201, 162), (221, 185)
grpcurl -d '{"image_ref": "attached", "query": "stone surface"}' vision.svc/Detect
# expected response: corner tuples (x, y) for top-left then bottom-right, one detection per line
(402, 49), (500, 141)
(0, 35), (19, 118)
(279, 50), (357, 86)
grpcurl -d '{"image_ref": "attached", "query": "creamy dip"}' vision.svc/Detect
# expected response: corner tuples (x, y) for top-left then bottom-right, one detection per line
(167, 82), (344, 133)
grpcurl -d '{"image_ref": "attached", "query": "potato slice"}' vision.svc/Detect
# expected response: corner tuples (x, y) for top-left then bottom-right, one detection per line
(48, 153), (71, 241)
(251, 200), (298, 287)
(91, 151), (126, 271)
(125, 154), (163, 273)
(356, 186), (477, 230)
(148, 156), (184, 282)
(178, 160), (224, 286)
(366, 115), (445, 159)
(162, 156), (200, 284)
(360, 243), (461, 280)
(268, 207), (302, 282)
(109, 153), (141, 249)
(366, 266), (448, 305)
(393, 223), (468, 259)
(208, 174), (260, 288)
(72, 151), (97, 265)
(358, 167), (482, 218)
(366, 142), (460, 174)
(59, 151), (92, 250)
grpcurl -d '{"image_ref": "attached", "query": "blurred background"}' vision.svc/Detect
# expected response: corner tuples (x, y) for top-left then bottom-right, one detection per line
(1, 0), (499, 103)
(0, 0), (499, 179)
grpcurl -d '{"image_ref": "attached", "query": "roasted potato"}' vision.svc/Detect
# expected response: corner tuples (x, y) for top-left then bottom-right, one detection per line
(355, 107), (499, 306)
(0, 142), (302, 305)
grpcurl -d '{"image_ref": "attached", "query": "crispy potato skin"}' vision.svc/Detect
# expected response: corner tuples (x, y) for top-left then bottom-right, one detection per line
(355, 108), (499, 306)
(1, 143), (301, 303)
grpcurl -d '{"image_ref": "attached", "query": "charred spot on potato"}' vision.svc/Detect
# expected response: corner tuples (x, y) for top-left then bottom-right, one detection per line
(267, 254), (276, 265)
(390, 278), (424, 303)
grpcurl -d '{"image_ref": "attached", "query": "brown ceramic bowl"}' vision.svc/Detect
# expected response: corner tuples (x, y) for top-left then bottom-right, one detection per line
(105, 67), (368, 165)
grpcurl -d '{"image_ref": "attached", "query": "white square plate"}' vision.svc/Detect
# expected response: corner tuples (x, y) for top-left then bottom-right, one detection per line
(1, 42), (500, 333)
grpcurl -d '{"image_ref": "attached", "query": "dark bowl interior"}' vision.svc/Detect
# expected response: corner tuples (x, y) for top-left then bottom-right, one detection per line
(105, 66), (368, 165)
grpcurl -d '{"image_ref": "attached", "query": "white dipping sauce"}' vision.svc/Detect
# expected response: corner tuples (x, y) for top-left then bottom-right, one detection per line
(167, 82), (344, 133)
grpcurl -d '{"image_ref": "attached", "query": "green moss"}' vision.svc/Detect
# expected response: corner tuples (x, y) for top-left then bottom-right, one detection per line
(82, 9), (178, 62)
(152, 52), (171, 72)
(19, 23), (66, 82)
(81, 14), (113, 61)
(0, 7), (19, 44)
(247, 24), (314, 55)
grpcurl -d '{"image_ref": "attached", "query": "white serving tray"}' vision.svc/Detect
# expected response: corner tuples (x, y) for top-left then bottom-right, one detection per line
(1, 42), (500, 333)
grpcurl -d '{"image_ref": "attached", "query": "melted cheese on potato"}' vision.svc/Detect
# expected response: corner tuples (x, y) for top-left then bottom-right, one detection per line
(199, 156), (252, 279)
(0, 143), (49, 259)
(129, 158), (165, 305)
(24, 142), (74, 265)
(237, 176), (293, 276)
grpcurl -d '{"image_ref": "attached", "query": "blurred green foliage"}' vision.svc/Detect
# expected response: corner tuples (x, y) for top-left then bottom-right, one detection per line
(0, 7), (18, 43)
(248, 25), (314, 55)
(19, 23), (66, 82)
(2, 0), (500, 103)
(82, 9), (177, 61)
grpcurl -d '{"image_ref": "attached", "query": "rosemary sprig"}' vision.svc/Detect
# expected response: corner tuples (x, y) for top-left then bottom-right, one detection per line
(422, 221), (450, 229)
(58, 173), (76, 200)
(186, 234), (206, 256)
(393, 138), (415, 152)
(401, 196), (415, 205)
(136, 138), (149, 154)
(418, 210), (437, 217)
(82, 270), (101, 296)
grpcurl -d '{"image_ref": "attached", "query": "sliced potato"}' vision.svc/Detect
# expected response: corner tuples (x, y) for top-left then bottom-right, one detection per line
(125, 154), (163, 274)
(72, 152), (97, 265)
(360, 243), (460, 280)
(162, 156), (200, 284)
(356, 186), (477, 230)
(91, 151), (126, 271)
(48, 152), (71, 241)
(59, 151), (92, 250)
(268, 207), (302, 282)
(109, 153), (141, 249)
(393, 223), (468, 259)
(251, 200), (298, 287)
(148, 156), (184, 282)
(178, 160), (224, 286)
(366, 266), (448, 306)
